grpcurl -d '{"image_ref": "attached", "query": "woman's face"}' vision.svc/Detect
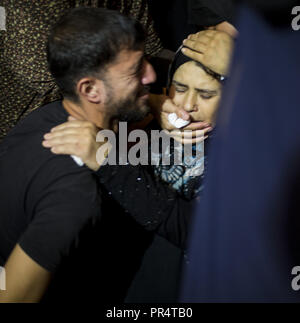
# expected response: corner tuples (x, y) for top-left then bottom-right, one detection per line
(169, 61), (222, 126)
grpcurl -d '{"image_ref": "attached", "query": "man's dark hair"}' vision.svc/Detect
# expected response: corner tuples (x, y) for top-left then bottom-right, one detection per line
(47, 7), (146, 102)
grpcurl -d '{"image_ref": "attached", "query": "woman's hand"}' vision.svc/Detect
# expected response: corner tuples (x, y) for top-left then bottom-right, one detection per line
(149, 93), (190, 130)
(149, 93), (212, 144)
(165, 124), (212, 145)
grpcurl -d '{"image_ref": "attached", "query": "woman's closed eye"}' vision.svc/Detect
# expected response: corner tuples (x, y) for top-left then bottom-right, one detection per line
(175, 87), (187, 93)
(200, 94), (213, 100)
(198, 90), (218, 100)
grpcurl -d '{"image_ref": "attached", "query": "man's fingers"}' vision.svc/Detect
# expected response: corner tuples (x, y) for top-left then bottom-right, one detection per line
(44, 128), (87, 140)
(183, 39), (206, 53)
(50, 120), (94, 133)
(181, 47), (204, 63)
(189, 30), (217, 40)
(50, 144), (79, 156)
(50, 121), (82, 132)
(185, 34), (212, 44)
(42, 134), (81, 148)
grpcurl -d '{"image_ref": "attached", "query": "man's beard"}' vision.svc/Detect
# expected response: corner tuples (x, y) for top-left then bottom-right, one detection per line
(107, 85), (150, 123)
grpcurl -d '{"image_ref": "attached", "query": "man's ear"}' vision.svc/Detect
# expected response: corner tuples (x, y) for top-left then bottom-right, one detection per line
(76, 78), (106, 104)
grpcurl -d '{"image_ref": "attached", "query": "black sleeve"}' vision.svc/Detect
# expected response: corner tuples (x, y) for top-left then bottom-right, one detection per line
(19, 156), (101, 273)
(187, 0), (235, 26)
(96, 164), (197, 248)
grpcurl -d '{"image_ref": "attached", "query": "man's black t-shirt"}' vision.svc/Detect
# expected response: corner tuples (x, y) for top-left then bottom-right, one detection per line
(0, 100), (195, 302)
(0, 101), (101, 272)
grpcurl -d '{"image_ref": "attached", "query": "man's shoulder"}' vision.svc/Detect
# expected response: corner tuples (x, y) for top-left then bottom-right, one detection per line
(1, 100), (64, 159)
(0, 100), (94, 191)
(13, 100), (67, 134)
(1, 101), (65, 148)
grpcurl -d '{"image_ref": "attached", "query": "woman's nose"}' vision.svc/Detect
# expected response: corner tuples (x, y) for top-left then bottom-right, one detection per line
(183, 92), (198, 112)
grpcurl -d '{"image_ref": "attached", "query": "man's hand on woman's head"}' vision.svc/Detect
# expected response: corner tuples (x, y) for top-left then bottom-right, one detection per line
(208, 21), (238, 38)
(182, 30), (234, 76)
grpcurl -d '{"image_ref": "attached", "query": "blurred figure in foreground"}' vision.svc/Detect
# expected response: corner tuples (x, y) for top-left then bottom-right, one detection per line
(182, 1), (300, 302)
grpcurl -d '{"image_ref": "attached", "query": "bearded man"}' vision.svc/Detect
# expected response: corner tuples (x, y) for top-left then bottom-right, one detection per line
(0, 7), (174, 303)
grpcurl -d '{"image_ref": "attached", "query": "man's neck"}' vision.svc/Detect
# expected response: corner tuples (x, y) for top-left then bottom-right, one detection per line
(62, 99), (113, 130)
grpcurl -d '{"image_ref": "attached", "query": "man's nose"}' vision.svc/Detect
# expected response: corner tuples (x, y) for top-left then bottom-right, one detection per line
(183, 91), (198, 112)
(141, 60), (156, 85)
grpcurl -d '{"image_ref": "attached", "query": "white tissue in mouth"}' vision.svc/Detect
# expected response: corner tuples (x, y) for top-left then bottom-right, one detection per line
(71, 155), (84, 167)
(168, 113), (190, 129)
(168, 113), (178, 125)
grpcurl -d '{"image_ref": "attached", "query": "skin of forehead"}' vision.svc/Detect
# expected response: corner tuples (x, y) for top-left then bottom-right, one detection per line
(108, 49), (144, 76)
(173, 61), (220, 92)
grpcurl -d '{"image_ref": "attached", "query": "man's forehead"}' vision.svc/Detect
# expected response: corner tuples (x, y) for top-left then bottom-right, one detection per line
(110, 49), (144, 71)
